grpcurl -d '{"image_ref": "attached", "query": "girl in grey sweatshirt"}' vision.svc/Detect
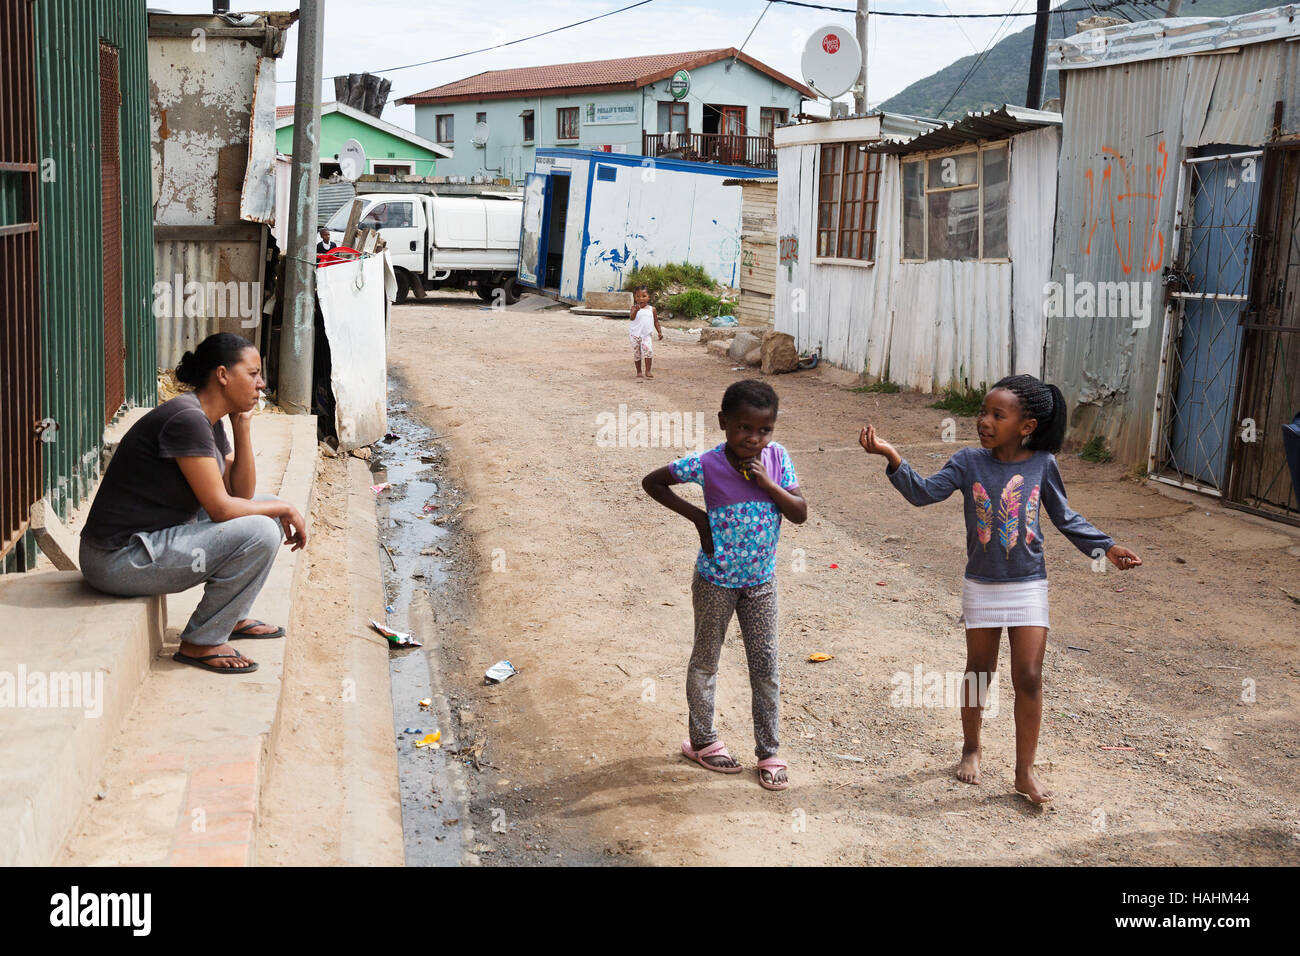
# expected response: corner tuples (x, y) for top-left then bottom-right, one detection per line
(860, 374), (1141, 805)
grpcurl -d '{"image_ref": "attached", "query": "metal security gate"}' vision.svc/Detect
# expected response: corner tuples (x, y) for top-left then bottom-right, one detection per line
(1150, 147), (1263, 494)
(100, 40), (124, 423)
(1228, 145), (1300, 525)
(1, 0), (41, 564)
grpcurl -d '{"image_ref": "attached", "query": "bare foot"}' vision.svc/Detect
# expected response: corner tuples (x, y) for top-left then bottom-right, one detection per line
(636, 373), (644, 379)
(177, 641), (256, 669)
(1014, 768), (1053, 804)
(644, 372), (655, 379)
(956, 746), (981, 784)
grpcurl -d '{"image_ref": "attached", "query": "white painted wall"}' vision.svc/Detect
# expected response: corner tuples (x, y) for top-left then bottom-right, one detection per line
(538, 151), (751, 301)
(775, 125), (1058, 390)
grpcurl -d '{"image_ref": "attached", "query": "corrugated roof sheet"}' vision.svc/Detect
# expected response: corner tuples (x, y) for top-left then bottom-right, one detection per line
(397, 48), (814, 104)
(1052, 4), (1300, 71)
(276, 100), (333, 119)
(869, 105), (1061, 154)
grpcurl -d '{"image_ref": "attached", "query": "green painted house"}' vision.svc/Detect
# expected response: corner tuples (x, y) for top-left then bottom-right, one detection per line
(275, 101), (450, 176)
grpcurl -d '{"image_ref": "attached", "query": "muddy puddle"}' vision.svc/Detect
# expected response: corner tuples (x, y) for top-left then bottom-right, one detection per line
(370, 386), (468, 866)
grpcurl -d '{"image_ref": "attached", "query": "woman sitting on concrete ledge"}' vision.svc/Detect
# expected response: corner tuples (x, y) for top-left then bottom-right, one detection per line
(79, 333), (308, 674)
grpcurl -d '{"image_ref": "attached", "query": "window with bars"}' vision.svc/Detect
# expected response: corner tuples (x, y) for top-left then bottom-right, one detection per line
(902, 142), (1009, 262)
(557, 107), (579, 140)
(816, 142), (882, 262)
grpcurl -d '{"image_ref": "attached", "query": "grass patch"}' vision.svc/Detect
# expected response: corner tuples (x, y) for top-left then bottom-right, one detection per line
(928, 386), (984, 417)
(1079, 435), (1114, 463)
(849, 380), (901, 394)
(664, 289), (733, 320)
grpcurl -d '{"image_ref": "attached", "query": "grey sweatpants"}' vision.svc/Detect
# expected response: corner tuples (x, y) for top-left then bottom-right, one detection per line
(79, 495), (284, 647)
(687, 569), (781, 760)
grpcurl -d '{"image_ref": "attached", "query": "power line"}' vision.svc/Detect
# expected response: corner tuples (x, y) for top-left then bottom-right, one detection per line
(937, 0), (1031, 118)
(277, 0), (658, 84)
(768, 0), (1136, 16)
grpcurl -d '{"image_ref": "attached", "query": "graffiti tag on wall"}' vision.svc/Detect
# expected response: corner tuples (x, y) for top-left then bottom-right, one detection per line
(1079, 141), (1168, 275)
(779, 234), (798, 281)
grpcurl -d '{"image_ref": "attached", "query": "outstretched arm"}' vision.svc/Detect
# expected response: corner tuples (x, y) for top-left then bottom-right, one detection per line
(642, 466), (714, 554)
(1042, 456), (1141, 570)
(860, 425), (962, 505)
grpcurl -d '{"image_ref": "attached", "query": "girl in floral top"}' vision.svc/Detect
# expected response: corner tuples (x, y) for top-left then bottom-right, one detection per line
(643, 380), (807, 790)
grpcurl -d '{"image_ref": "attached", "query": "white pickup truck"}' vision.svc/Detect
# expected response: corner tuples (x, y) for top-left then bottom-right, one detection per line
(322, 192), (524, 304)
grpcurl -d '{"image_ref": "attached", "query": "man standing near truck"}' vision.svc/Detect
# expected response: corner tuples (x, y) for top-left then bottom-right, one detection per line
(316, 226), (337, 256)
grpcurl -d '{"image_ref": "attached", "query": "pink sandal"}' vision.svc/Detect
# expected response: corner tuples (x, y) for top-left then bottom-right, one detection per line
(681, 739), (743, 774)
(756, 757), (789, 791)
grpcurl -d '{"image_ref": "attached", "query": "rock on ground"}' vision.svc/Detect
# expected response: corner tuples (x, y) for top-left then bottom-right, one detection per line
(728, 331), (762, 361)
(761, 331), (800, 374)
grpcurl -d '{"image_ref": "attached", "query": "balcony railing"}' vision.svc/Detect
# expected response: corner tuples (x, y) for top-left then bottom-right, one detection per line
(641, 130), (776, 170)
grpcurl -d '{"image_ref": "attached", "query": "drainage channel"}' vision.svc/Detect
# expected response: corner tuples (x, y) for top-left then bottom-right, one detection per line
(370, 387), (469, 866)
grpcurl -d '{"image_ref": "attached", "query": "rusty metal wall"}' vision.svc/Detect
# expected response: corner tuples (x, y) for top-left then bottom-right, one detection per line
(100, 41), (125, 423)
(154, 237), (264, 367)
(1045, 42), (1300, 465)
(0, 0), (41, 567)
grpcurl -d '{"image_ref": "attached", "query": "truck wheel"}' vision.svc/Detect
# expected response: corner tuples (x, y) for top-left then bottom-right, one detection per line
(475, 281), (495, 302)
(395, 270), (411, 304)
(502, 277), (522, 306)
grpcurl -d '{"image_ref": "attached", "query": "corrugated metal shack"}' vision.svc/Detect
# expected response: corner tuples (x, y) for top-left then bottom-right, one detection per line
(1046, 6), (1300, 523)
(773, 109), (1059, 389)
(148, 11), (292, 369)
(1, 0), (156, 570)
(724, 177), (777, 327)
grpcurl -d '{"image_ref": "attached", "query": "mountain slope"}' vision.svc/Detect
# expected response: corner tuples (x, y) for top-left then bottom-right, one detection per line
(877, 0), (1278, 121)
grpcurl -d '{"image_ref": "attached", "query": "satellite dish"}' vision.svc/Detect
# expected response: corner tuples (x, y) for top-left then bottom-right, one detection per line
(801, 24), (861, 99)
(471, 121), (490, 148)
(338, 138), (366, 180)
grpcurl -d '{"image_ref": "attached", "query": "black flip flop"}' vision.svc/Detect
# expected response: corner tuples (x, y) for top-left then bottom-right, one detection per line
(172, 650), (260, 674)
(228, 619), (285, 640)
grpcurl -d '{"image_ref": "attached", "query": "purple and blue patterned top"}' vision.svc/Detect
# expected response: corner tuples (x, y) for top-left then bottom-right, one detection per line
(668, 442), (798, 588)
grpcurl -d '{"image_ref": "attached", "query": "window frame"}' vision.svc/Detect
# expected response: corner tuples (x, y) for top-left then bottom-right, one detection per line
(557, 106), (580, 141)
(521, 109), (535, 143)
(760, 107), (788, 139)
(435, 113), (454, 145)
(814, 141), (884, 265)
(900, 140), (1011, 264)
(658, 100), (688, 133)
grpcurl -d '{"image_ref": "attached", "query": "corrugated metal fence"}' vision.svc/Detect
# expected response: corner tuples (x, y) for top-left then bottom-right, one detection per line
(0, 0), (41, 566)
(34, 0), (154, 522)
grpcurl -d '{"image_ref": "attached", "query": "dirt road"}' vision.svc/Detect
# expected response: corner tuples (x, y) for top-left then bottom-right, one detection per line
(388, 294), (1300, 866)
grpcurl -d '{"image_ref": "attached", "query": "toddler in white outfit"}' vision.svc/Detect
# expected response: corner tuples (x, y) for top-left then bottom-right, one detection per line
(629, 285), (662, 379)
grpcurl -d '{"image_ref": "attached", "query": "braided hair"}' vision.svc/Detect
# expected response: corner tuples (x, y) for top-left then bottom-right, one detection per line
(991, 374), (1067, 453)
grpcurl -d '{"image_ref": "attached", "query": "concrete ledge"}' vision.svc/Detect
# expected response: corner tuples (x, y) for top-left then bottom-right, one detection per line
(0, 572), (164, 866)
(56, 413), (319, 866)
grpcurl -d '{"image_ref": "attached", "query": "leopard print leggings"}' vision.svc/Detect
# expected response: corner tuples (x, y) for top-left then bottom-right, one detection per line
(687, 569), (780, 760)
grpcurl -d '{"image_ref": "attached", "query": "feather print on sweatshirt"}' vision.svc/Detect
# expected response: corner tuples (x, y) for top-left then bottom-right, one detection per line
(998, 475), (1024, 557)
(1024, 484), (1041, 545)
(972, 483), (993, 550)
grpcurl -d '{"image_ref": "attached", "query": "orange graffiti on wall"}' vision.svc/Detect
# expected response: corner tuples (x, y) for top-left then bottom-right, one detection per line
(1079, 141), (1168, 274)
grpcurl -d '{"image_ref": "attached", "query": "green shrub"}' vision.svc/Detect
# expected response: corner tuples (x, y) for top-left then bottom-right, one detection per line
(624, 262), (717, 306)
(929, 386), (985, 417)
(664, 289), (733, 320)
(1079, 435), (1114, 463)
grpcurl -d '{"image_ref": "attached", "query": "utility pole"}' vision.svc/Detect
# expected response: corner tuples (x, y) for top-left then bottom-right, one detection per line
(278, 0), (324, 414)
(855, 0), (868, 114)
(1025, 0), (1050, 110)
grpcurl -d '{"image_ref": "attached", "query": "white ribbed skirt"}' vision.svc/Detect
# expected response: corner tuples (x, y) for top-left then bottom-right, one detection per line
(960, 578), (1050, 630)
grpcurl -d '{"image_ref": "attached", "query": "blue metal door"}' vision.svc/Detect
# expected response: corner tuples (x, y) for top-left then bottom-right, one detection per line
(1163, 147), (1262, 489)
(516, 173), (550, 289)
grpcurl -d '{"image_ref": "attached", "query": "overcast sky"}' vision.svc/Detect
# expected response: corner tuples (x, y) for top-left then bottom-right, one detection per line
(159, 0), (1048, 124)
